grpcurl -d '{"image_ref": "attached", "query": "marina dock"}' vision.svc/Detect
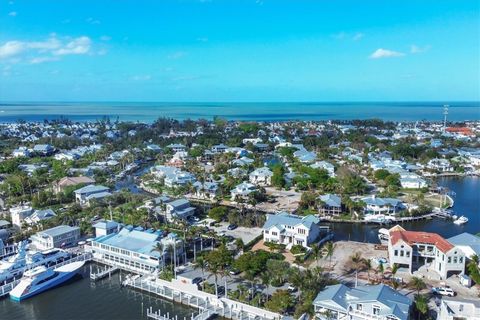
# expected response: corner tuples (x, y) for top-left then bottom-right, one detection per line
(90, 265), (119, 281)
(124, 275), (281, 320)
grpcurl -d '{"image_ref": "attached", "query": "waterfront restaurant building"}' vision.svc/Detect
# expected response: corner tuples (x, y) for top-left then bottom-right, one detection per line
(90, 226), (183, 274)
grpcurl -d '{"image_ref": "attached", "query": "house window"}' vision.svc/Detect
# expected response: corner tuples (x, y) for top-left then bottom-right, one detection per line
(459, 257), (463, 263)
(356, 304), (362, 311)
(298, 229), (306, 235)
(400, 250), (404, 257)
(453, 257), (458, 264)
(373, 305), (380, 315)
(265, 230), (269, 234)
(272, 232), (277, 236)
(448, 257), (451, 263)
(459, 304), (464, 312)
(406, 251), (410, 258)
(394, 250), (398, 256)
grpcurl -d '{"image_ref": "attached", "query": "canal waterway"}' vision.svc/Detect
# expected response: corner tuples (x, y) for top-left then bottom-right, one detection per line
(329, 176), (480, 243)
(1, 266), (195, 320)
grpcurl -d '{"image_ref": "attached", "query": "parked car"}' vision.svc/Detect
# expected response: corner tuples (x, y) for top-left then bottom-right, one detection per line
(192, 277), (204, 285)
(287, 285), (297, 292)
(229, 268), (240, 275)
(227, 224), (238, 230)
(432, 287), (455, 297)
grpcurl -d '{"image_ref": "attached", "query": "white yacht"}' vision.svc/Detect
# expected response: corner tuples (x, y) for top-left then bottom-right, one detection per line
(453, 216), (469, 225)
(10, 261), (84, 301)
(378, 228), (390, 244)
(0, 243), (70, 284)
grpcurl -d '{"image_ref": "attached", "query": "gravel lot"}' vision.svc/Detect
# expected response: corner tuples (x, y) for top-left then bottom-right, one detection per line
(211, 222), (263, 244)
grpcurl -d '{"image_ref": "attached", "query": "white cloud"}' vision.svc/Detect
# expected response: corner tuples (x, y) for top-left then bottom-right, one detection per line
(8, 11), (17, 17)
(369, 48), (405, 59)
(410, 44), (430, 54)
(352, 32), (364, 41)
(30, 56), (60, 64)
(86, 17), (100, 25)
(0, 35), (94, 63)
(0, 41), (25, 59)
(131, 75), (152, 81)
(168, 51), (187, 59)
(53, 36), (91, 55)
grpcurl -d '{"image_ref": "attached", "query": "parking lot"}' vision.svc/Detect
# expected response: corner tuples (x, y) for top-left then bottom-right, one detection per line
(210, 222), (263, 245)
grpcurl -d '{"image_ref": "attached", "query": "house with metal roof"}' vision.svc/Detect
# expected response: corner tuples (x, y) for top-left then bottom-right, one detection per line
(318, 194), (342, 216)
(30, 225), (80, 250)
(249, 167), (273, 186)
(192, 181), (219, 200)
(230, 182), (257, 201)
(263, 212), (320, 248)
(361, 195), (404, 215)
(165, 198), (196, 222)
(437, 297), (480, 320)
(24, 209), (56, 225)
(447, 232), (480, 259)
(91, 226), (183, 274)
(74, 184), (111, 206)
(313, 283), (412, 320)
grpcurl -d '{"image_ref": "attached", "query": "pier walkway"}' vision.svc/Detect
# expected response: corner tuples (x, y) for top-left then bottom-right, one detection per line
(90, 265), (119, 281)
(125, 275), (281, 320)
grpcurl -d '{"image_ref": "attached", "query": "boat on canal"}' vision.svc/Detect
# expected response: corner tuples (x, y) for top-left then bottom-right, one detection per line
(9, 261), (85, 301)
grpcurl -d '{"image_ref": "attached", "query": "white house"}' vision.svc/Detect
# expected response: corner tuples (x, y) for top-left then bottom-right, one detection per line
(361, 195), (404, 215)
(10, 205), (34, 228)
(388, 225), (465, 280)
(230, 182), (257, 201)
(437, 297), (480, 320)
(313, 284), (412, 320)
(30, 225), (80, 250)
(310, 161), (335, 177)
(249, 167), (273, 186)
(74, 185), (111, 206)
(427, 158), (454, 172)
(192, 181), (219, 200)
(262, 212), (320, 248)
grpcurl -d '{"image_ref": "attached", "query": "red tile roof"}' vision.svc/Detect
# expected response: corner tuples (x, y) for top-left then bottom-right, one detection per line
(390, 230), (454, 253)
(446, 127), (475, 136)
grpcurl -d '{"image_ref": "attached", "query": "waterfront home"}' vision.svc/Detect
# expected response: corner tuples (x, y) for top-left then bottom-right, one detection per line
(249, 167), (273, 186)
(318, 194), (342, 216)
(388, 225), (465, 280)
(74, 185), (111, 206)
(24, 209), (56, 225)
(310, 161), (335, 177)
(165, 198), (196, 222)
(230, 182), (257, 201)
(167, 143), (186, 153)
(313, 283), (412, 320)
(400, 176), (428, 189)
(10, 205), (33, 228)
(263, 212), (320, 248)
(150, 165), (196, 188)
(427, 158), (454, 172)
(33, 144), (55, 156)
(232, 157), (254, 167)
(361, 195), (404, 215)
(93, 220), (120, 237)
(90, 226), (183, 273)
(447, 233), (480, 260)
(192, 181), (219, 200)
(437, 297), (480, 320)
(53, 176), (95, 193)
(30, 225), (80, 250)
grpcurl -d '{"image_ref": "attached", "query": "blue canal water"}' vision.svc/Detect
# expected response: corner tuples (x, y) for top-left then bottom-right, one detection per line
(0, 101), (479, 122)
(0, 176), (478, 319)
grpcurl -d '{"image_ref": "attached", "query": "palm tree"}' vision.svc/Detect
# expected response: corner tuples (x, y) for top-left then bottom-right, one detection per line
(377, 263), (384, 283)
(194, 256), (207, 290)
(350, 252), (364, 287)
(409, 277), (426, 295)
(260, 271), (271, 301)
(414, 294), (429, 320)
(151, 242), (165, 272)
(363, 258), (372, 282)
(311, 243), (322, 265)
(325, 241), (336, 268)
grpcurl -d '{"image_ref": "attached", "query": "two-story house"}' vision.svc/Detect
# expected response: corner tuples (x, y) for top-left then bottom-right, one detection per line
(388, 225), (465, 280)
(263, 212), (320, 248)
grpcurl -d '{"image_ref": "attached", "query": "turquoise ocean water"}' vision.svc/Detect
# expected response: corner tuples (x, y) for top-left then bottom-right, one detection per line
(0, 101), (479, 122)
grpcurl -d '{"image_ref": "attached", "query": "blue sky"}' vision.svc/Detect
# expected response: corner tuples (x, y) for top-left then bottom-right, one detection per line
(0, 0), (479, 102)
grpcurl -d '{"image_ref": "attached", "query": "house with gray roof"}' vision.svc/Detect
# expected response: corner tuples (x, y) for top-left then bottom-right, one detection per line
(448, 232), (480, 259)
(313, 283), (412, 320)
(165, 198), (195, 222)
(437, 297), (480, 320)
(230, 182), (257, 201)
(263, 212), (320, 248)
(318, 194), (342, 216)
(30, 225), (80, 250)
(361, 195), (404, 215)
(74, 185), (111, 206)
(192, 181), (219, 200)
(249, 166), (273, 186)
